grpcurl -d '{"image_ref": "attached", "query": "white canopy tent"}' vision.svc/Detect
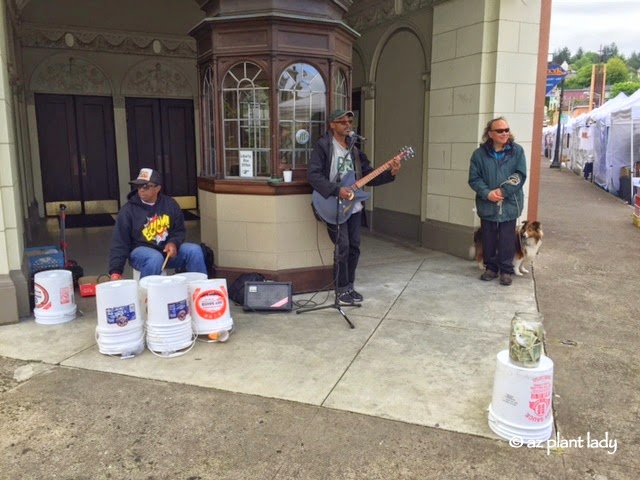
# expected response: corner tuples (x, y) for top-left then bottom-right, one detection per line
(589, 92), (634, 186)
(606, 100), (640, 200)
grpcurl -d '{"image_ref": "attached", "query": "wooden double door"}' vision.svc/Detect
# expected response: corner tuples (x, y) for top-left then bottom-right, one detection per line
(35, 94), (119, 216)
(125, 98), (197, 209)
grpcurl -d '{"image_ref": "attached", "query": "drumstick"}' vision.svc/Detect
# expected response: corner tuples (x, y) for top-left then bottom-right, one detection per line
(161, 252), (171, 272)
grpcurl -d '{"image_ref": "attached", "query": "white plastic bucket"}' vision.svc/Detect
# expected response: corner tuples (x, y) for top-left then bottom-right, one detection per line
(96, 280), (141, 329)
(488, 350), (554, 442)
(188, 279), (234, 335)
(174, 272), (208, 284)
(95, 324), (145, 357)
(146, 322), (194, 354)
(33, 269), (77, 324)
(146, 276), (190, 326)
(94, 280), (145, 357)
(145, 276), (194, 355)
(137, 275), (166, 322)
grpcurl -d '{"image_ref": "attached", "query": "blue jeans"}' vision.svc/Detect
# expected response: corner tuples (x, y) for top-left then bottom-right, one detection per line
(326, 211), (362, 293)
(129, 243), (207, 278)
(480, 219), (516, 275)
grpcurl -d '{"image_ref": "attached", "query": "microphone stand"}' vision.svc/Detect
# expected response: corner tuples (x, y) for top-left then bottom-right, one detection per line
(297, 134), (361, 328)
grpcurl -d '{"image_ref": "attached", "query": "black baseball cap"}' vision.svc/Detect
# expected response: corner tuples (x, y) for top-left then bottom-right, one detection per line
(129, 168), (162, 186)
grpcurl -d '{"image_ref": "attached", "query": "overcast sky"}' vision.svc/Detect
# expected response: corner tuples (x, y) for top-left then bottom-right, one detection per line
(549, 0), (640, 57)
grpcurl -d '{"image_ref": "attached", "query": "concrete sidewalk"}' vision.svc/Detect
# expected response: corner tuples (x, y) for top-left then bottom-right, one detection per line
(0, 232), (537, 440)
(1, 157), (639, 479)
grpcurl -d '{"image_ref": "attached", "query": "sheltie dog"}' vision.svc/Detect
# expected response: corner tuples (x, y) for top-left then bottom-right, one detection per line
(471, 220), (543, 276)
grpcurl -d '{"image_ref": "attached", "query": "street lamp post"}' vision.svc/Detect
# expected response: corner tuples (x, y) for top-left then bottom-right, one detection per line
(551, 61), (569, 169)
(550, 77), (564, 168)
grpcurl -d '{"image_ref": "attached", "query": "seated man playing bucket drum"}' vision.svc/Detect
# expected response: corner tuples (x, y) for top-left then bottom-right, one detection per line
(108, 168), (207, 280)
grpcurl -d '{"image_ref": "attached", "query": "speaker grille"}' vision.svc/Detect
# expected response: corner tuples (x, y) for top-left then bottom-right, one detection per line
(243, 282), (292, 311)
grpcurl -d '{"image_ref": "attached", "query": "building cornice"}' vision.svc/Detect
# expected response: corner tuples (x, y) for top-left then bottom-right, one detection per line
(18, 23), (197, 58)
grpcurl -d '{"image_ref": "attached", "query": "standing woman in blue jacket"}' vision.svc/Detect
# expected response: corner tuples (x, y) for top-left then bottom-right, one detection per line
(468, 117), (527, 286)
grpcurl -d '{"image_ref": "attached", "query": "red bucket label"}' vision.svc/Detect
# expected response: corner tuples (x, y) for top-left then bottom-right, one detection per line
(193, 287), (228, 320)
(60, 285), (72, 305)
(34, 283), (51, 309)
(526, 374), (552, 422)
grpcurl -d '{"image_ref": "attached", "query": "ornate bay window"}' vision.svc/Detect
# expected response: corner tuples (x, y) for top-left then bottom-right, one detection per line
(190, 1), (357, 292)
(191, 4), (357, 189)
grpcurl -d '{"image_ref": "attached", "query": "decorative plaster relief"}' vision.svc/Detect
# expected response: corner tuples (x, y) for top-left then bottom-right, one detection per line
(347, 0), (396, 31)
(404, 0), (433, 11)
(347, 0), (433, 31)
(30, 55), (111, 95)
(121, 60), (192, 98)
(19, 23), (196, 58)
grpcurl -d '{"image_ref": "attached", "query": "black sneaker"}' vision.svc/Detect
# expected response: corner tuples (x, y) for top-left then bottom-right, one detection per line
(499, 273), (513, 286)
(348, 289), (364, 302)
(337, 292), (355, 305)
(480, 270), (499, 281)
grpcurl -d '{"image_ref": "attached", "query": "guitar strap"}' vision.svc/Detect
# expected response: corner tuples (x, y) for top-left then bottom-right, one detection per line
(353, 147), (363, 180)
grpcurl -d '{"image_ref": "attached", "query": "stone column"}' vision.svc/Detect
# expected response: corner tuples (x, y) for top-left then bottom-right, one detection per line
(0, 0), (23, 323)
(112, 95), (131, 205)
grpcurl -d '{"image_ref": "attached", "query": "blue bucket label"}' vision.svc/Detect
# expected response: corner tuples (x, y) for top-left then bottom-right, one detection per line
(106, 303), (137, 326)
(167, 299), (189, 321)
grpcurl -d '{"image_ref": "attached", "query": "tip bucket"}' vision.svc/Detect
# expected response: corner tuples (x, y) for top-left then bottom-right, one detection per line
(33, 269), (77, 324)
(488, 350), (554, 442)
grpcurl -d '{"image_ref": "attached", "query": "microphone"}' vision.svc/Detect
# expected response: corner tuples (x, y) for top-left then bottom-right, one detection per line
(348, 131), (366, 141)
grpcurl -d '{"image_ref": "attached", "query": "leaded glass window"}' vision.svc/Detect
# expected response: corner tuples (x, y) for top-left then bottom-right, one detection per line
(278, 63), (326, 168)
(222, 62), (271, 178)
(333, 68), (348, 111)
(202, 66), (215, 176)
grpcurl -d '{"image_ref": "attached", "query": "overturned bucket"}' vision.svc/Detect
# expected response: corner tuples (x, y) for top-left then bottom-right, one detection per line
(188, 279), (234, 336)
(137, 275), (166, 322)
(146, 276), (194, 355)
(488, 350), (554, 442)
(33, 269), (77, 325)
(95, 280), (144, 357)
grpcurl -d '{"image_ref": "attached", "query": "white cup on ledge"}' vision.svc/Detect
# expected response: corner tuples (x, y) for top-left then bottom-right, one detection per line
(283, 170), (293, 183)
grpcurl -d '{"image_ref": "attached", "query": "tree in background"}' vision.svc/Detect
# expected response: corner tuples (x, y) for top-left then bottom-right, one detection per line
(570, 47), (584, 64)
(606, 57), (630, 85)
(611, 81), (640, 97)
(600, 43), (621, 63)
(554, 45), (640, 93)
(565, 64), (593, 89)
(552, 47), (571, 65)
(627, 52), (640, 73)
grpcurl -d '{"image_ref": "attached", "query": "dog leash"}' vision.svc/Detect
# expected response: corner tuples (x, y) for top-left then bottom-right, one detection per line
(497, 174), (521, 215)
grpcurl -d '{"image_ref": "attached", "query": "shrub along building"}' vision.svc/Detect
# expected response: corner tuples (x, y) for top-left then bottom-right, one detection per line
(0, 0), (551, 323)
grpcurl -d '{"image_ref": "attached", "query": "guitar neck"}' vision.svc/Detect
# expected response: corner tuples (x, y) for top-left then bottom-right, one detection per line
(351, 154), (401, 190)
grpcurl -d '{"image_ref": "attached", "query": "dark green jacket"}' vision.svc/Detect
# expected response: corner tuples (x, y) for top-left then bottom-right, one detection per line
(468, 141), (527, 222)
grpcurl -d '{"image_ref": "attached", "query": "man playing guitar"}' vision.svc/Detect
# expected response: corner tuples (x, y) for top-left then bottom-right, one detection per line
(307, 109), (402, 305)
